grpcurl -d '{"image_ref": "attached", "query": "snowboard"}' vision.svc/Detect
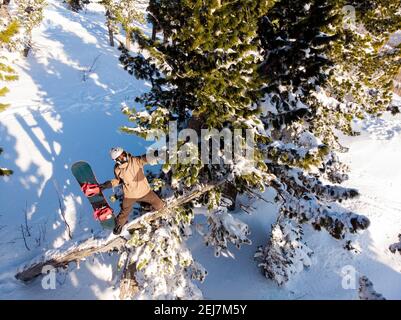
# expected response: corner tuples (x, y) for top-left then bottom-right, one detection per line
(71, 161), (115, 230)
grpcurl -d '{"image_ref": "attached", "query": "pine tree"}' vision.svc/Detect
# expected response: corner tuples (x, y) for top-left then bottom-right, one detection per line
(0, 20), (18, 176)
(116, 0), (398, 292)
(315, 0), (401, 145)
(255, 216), (313, 285)
(101, 0), (120, 46)
(65, 0), (89, 12)
(114, 0), (147, 49)
(0, 19), (18, 112)
(255, 0), (400, 285)
(15, 0), (46, 57)
(258, 0), (337, 127)
(100, 0), (146, 48)
(146, 0), (181, 42)
(255, 0), (373, 284)
(119, 219), (206, 299)
(118, 0), (273, 298)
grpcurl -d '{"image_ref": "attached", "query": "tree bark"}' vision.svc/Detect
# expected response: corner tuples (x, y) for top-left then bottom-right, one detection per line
(151, 24), (157, 41)
(108, 26), (114, 47)
(15, 236), (127, 282)
(163, 32), (168, 45)
(15, 181), (224, 282)
(23, 45), (31, 58)
(119, 260), (139, 300)
(105, 11), (114, 47)
(394, 70), (401, 96)
(125, 31), (131, 50)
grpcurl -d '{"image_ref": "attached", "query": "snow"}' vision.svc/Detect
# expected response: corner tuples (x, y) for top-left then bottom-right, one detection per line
(1, 1), (401, 300)
(388, 30), (401, 48)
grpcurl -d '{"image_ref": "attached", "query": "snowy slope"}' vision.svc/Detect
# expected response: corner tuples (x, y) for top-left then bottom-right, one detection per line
(1, 1), (401, 300)
(0, 1), (149, 299)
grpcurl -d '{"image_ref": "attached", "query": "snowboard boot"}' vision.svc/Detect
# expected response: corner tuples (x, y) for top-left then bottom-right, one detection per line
(113, 218), (126, 235)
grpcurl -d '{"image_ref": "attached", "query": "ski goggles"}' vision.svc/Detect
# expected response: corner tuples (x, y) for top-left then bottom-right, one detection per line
(114, 152), (128, 165)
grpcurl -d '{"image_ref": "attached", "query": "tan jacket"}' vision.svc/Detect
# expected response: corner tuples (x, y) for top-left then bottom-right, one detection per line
(111, 153), (151, 199)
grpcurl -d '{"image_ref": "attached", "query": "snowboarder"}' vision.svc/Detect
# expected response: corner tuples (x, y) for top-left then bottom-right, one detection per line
(100, 147), (165, 235)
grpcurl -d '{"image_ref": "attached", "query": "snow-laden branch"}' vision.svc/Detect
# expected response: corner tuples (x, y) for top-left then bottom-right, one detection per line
(255, 216), (313, 285)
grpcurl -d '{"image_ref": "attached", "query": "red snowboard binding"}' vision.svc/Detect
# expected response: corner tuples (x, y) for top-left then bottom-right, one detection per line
(81, 182), (101, 197)
(93, 206), (114, 222)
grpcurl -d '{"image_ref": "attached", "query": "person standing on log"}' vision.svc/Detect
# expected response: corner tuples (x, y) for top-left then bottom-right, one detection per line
(100, 147), (165, 235)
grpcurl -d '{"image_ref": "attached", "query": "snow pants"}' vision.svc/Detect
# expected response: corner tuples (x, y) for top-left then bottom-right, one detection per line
(116, 190), (165, 226)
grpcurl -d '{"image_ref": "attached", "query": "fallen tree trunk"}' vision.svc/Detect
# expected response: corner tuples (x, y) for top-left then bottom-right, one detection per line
(15, 181), (223, 282)
(15, 236), (127, 282)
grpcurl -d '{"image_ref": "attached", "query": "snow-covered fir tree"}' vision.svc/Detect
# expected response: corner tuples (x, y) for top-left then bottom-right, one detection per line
(316, 0), (401, 146)
(0, 19), (18, 176)
(258, 0), (336, 126)
(2, 0), (400, 300)
(118, 0), (272, 298)
(146, 0), (180, 42)
(65, 0), (89, 12)
(101, 0), (148, 48)
(100, 0), (119, 46)
(119, 219), (206, 299)
(255, 0), (373, 284)
(113, 0), (148, 49)
(15, 0), (46, 56)
(0, 19), (18, 112)
(255, 216), (313, 285)
(0, 1), (18, 52)
(115, 0), (399, 293)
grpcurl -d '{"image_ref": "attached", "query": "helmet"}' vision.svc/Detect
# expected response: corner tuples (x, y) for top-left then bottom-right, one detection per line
(110, 147), (124, 160)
